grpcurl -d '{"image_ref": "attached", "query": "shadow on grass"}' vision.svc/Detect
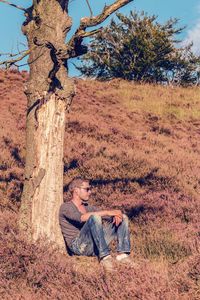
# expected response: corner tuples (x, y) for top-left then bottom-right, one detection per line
(63, 167), (169, 193)
(124, 204), (164, 220)
(90, 168), (159, 187)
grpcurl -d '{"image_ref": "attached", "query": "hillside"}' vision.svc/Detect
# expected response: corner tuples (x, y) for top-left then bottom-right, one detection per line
(0, 69), (199, 299)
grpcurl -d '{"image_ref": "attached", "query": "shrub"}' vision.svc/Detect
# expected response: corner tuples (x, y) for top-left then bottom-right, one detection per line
(77, 11), (200, 85)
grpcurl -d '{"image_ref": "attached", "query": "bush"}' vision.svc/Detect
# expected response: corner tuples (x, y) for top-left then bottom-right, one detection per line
(77, 11), (200, 85)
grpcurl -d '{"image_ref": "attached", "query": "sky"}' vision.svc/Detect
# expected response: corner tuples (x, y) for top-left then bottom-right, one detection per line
(0, 0), (200, 76)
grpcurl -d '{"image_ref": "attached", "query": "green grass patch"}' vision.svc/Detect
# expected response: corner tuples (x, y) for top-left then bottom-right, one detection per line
(132, 226), (191, 263)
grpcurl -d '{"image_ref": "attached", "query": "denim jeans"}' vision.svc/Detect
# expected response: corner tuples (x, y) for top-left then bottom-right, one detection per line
(70, 214), (131, 259)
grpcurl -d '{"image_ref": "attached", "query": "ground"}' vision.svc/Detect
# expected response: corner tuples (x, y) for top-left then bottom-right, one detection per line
(0, 69), (199, 299)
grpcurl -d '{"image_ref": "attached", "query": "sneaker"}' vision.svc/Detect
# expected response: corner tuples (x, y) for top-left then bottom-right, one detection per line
(100, 255), (114, 272)
(116, 254), (137, 266)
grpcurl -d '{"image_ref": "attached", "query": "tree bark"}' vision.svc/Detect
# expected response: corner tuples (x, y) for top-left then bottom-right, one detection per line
(19, 0), (74, 249)
(17, 0), (133, 249)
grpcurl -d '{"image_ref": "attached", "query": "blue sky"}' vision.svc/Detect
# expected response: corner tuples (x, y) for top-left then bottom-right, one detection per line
(0, 0), (200, 76)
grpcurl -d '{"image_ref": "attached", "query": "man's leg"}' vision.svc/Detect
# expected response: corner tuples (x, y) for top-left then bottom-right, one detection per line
(116, 214), (131, 254)
(103, 214), (131, 254)
(70, 215), (110, 259)
(103, 214), (134, 266)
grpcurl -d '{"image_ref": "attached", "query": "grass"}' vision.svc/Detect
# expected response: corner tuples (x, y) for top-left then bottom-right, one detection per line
(132, 226), (191, 263)
(0, 69), (199, 299)
(95, 80), (200, 121)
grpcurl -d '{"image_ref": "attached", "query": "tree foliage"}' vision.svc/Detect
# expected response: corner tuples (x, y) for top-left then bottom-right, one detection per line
(77, 11), (200, 85)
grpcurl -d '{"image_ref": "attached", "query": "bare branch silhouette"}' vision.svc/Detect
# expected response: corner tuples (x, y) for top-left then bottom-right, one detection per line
(0, 0), (27, 12)
(0, 49), (30, 68)
(79, 0), (133, 29)
(85, 0), (93, 16)
(66, 0), (133, 58)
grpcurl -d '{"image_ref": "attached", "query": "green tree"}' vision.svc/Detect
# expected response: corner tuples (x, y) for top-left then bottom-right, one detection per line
(168, 44), (200, 86)
(77, 11), (200, 85)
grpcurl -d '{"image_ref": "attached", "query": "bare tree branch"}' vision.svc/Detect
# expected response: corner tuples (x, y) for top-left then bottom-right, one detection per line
(16, 51), (45, 68)
(80, 0), (133, 29)
(65, 28), (102, 58)
(0, 49), (31, 68)
(66, 0), (133, 59)
(85, 0), (93, 17)
(0, 49), (27, 58)
(0, 0), (27, 12)
(72, 27), (103, 40)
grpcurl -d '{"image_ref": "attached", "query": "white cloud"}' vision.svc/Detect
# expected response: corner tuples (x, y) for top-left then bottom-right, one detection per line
(183, 19), (200, 55)
(183, 3), (200, 55)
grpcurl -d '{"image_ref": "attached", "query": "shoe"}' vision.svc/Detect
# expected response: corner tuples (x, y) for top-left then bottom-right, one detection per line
(116, 254), (137, 266)
(100, 255), (114, 272)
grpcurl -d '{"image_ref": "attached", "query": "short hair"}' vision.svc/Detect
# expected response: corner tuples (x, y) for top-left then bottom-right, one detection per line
(68, 177), (89, 194)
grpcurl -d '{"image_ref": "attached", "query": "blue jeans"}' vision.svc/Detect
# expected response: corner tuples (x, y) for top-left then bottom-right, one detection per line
(70, 214), (131, 259)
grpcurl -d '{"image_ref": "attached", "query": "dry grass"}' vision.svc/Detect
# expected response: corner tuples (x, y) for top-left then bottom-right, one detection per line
(0, 70), (199, 299)
(100, 80), (200, 121)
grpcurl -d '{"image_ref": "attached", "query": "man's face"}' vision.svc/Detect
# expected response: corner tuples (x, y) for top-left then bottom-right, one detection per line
(76, 181), (92, 202)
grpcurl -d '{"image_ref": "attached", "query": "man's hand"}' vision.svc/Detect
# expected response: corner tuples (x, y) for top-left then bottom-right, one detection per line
(110, 210), (123, 226)
(113, 215), (122, 226)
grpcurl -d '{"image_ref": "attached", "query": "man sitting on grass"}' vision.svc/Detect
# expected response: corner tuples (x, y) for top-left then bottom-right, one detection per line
(59, 177), (131, 271)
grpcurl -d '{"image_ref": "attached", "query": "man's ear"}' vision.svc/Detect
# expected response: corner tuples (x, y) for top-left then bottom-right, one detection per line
(74, 187), (79, 195)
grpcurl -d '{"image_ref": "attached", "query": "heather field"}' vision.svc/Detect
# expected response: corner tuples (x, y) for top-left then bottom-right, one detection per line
(0, 69), (199, 299)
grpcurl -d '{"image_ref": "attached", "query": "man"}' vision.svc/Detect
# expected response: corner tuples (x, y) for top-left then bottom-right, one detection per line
(59, 177), (131, 271)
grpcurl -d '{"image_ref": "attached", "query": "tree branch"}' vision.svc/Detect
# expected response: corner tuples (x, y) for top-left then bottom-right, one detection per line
(80, 0), (133, 29)
(0, 49), (31, 68)
(72, 27), (103, 40)
(85, 0), (93, 17)
(0, 0), (27, 12)
(66, 0), (133, 58)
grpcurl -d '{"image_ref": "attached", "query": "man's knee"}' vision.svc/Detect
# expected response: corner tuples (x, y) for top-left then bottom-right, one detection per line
(122, 214), (129, 223)
(88, 214), (102, 224)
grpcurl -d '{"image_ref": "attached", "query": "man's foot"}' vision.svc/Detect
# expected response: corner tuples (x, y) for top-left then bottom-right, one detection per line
(100, 255), (114, 272)
(116, 253), (136, 266)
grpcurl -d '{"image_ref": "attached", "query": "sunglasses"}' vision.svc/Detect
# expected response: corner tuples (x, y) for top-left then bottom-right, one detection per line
(79, 187), (92, 192)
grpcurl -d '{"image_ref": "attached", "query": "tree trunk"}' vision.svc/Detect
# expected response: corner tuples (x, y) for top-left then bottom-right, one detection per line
(19, 0), (74, 249)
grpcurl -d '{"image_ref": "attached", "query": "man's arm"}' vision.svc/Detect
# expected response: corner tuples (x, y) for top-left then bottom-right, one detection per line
(60, 203), (82, 225)
(80, 209), (123, 225)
